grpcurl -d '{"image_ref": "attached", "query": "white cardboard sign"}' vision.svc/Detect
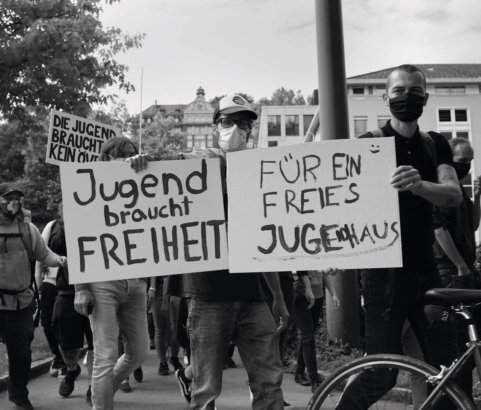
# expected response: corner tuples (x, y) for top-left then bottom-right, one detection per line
(46, 109), (120, 165)
(227, 138), (402, 272)
(60, 159), (227, 283)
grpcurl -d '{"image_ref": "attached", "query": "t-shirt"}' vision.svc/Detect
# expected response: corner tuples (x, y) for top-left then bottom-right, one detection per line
(433, 185), (476, 267)
(361, 121), (453, 270)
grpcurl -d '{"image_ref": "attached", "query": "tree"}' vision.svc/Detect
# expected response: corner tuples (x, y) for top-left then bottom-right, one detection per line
(0, 0), (143, 120)
(257, 87), (306, 106)
(133, 113), (183, 159)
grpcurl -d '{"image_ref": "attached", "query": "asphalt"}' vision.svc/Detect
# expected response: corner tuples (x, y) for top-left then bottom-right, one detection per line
(0, 349), (314, 410)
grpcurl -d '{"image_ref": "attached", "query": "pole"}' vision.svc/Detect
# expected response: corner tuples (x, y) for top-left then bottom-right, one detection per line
(315, 0), (360, 347)
(139, 68), (143, 154)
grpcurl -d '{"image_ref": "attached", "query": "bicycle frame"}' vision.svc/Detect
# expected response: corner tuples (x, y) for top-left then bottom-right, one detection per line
(418, 303), (481, 410)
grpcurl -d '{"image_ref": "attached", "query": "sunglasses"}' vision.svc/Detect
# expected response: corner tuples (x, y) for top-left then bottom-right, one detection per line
(216, 118), (251, 131)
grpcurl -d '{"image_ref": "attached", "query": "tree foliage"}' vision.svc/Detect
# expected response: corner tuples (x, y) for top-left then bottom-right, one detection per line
(132, 113), (184, 159)
(0, 0), (143, 120)
(257, 87), (306, 106)
(0, 0), (143, 224)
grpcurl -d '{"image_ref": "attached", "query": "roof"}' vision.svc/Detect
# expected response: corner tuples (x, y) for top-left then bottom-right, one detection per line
(142, 104), (186, 117)
(348, 64), (481, 81)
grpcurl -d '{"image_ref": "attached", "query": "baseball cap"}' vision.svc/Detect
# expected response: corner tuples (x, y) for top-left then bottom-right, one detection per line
(213, 94), (258, 122)
(0, 182), (24, 198)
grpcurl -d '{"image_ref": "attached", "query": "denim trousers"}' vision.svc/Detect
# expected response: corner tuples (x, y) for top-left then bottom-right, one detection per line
(39, 282), (61, 357)
(293, 295), (323, 383)
(188, 299), (284, 410)
(90, 280), (149, 410)
(0, 305), (35, 402)
(337, 268), (459, 409)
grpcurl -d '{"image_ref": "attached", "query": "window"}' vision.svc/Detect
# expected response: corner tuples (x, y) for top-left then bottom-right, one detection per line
(186, 135), (194, 148)
(267, 115), (281, 136)
(303, 115), (314, 135)
(437, 108), (471, 144)
(455, 109), (467, 122)
(435, 86), (466, 95)
(377, 116), (390, 128)
(285, 115), (299, 136)
(353, 117), (367, 138)
(352, 87), (365, 95)
(439, 110), (451, 122)
(268, 141), (278, 147)
(193, 135), (206, 148)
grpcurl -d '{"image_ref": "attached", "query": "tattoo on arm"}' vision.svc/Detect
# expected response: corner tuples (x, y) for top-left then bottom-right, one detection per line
(437, 164), (457, 184)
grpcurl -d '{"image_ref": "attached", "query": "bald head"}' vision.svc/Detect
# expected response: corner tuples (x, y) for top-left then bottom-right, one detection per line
(386, 64), (426, 91)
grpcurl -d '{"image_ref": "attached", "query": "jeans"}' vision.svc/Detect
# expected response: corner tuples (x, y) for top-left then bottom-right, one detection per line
(337, 268), (459, 409)
(0, 305), (35, 402)
(90, 280), (149, 410)
(188, 299), (284, 410)
(293, 295), (323, 383)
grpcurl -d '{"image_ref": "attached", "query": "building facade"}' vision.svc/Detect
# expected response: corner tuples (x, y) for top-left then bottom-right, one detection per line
(141, 87), (215, 149)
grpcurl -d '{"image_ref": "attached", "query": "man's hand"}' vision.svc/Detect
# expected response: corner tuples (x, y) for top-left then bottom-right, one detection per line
(473, 175), (481, 198)
(391, 165), (423, 193)
(74, 289), (94, 316)
(305, 288), (315, 309)
(271, 298), (290, 333)
(126, 153), (152, 173)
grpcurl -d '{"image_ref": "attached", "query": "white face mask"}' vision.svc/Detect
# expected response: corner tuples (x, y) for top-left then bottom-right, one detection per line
(217, 125), (248, 152)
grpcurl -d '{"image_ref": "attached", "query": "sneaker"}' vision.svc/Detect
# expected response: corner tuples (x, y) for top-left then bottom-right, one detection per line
(158, 361), (169, 376)
(49, 355), (63, 377)
(9, 397), (34, 410)
(133, 366), (143, 382)
(86, 385), (92, 406)
(170, 356), (183, 371)
(59, 364), (81, 397)
(294, 372), (311, 386)
(175, 368), (191, 403)
(119, 379), (132, 393)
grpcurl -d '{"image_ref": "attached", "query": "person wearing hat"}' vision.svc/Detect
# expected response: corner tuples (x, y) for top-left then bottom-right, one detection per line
(157, 94), (288, 409)
(0, 182), (67, 410)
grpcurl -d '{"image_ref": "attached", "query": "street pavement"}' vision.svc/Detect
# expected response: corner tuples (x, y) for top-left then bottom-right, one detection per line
(0, 349), (314, 410)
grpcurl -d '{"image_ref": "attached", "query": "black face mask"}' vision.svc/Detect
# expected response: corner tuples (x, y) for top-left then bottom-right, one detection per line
(453, 162), (471, 180)
(388, 93), (426, 122)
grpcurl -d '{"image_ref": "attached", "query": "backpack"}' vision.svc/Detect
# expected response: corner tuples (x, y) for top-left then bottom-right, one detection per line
(18, 221), (41, 326)
(369, 128), (438, 167)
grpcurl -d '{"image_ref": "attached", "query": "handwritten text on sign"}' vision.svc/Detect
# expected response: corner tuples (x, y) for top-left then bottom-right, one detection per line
(60, 159), (228, 283)
(46, 109), (120, 165)
(227, 138), (402, 272)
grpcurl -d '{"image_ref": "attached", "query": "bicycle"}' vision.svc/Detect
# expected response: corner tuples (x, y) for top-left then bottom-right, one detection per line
(307, 288), (481, 410)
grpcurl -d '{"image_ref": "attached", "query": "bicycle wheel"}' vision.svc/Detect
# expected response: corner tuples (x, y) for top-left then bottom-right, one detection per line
(307, 354), (474, 410)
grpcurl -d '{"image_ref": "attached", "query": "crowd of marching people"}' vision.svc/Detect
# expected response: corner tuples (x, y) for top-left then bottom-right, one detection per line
(2, 64), (481, 410)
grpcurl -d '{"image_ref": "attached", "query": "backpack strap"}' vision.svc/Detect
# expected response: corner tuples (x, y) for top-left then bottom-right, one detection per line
(17, 221), (41, 323)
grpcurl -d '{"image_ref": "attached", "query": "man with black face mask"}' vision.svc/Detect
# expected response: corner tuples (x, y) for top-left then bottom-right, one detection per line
(336, 64), (462, 409)
(431, 137), (481, 402)
(0, 182), (67, 410)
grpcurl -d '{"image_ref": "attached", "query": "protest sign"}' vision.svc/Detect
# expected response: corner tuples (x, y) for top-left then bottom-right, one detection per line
(46, 109), (120, 165)
(227, 138), (402, 272)
(60, 159), (227, 283)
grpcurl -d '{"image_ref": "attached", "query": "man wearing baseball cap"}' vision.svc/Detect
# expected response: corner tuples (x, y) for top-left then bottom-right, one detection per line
(163, 94), (289, 409)
(0, 182), (67, 410)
